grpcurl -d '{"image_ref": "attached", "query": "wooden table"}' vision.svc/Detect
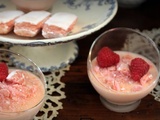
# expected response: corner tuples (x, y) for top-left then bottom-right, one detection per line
(58, 0), (160, 120)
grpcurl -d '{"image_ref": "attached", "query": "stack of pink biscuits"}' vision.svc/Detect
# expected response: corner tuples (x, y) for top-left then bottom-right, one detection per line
(0, 10), (78, 38)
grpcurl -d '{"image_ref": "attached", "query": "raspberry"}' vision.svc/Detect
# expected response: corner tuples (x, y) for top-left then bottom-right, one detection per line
(97, 47), (120, 68)
(130, 58), (149, 81)
(0, 62), (8, 82)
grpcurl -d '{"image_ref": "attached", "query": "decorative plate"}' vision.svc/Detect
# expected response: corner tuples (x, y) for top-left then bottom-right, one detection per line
(0, 0), (118, 46)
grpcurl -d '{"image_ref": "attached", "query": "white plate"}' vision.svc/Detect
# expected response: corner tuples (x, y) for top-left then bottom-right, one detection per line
(0, 0), (118, 46)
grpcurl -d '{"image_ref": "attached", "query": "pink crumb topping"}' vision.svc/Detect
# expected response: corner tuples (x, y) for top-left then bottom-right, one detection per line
(91, 51), (157, 92)
(0, 69), (44, 112)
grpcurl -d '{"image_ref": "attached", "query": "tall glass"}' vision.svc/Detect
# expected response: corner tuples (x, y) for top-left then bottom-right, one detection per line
(0, 49), (46, 120)
(87, 28), (160, 112)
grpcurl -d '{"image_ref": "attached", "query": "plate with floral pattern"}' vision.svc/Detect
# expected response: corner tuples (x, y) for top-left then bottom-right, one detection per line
(0, 0), (118, 46)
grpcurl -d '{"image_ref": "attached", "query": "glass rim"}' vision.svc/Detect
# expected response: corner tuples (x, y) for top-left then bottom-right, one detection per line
(88, 27), (160, 70)
(87, 27), (160, 94)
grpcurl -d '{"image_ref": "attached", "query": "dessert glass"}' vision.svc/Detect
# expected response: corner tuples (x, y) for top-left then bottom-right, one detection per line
(87, 27), (160, 112)
(0, 49), (46, 120)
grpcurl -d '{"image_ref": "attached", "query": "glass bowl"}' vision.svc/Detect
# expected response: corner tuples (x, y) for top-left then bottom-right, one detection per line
(87, 27), (160, 112)
(0, 49), (46, 120)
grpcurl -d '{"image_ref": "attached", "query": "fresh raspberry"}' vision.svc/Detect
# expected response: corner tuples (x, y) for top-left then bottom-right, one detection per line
(97, 47), (120, 68)
(0, 62), (8, 82)
(130, 58), (149, 81)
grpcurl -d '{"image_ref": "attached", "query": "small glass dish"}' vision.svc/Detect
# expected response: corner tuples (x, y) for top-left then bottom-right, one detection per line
(87, 28), (160, 112)
(0, 49), (46, 120)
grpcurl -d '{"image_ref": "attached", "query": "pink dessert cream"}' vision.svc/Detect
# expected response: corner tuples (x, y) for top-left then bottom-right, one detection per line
(0, 63), (45, 120)
(88, 47), (159, 104)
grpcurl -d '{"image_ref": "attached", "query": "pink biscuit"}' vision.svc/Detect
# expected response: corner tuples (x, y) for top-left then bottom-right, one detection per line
(42, 12), (78, 38)
(0, 10), (24, 34)
(14, 11), (51, 37)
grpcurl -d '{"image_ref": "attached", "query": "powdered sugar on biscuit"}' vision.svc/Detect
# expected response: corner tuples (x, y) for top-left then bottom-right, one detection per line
(15, 11), (51, 25)
(0, 10), (24, 23)
(45, 12), (77, 30)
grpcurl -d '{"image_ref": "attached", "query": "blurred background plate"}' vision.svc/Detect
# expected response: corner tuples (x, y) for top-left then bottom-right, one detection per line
(0, 0), (118, 46)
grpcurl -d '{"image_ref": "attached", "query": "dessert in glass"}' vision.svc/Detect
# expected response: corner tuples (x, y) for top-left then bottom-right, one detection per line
(87, 28), (160, 112)
(0, 49), (46, 120)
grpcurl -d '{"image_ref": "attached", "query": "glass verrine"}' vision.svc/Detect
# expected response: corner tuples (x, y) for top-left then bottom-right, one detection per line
(87, 27), (160, 112)
(0, 49), (46, 120)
